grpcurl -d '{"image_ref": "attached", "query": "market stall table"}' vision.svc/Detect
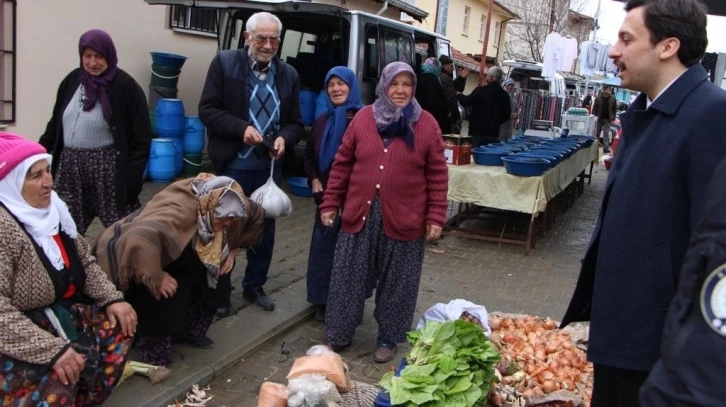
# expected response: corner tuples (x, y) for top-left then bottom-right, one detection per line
(445, 142), (599, 252)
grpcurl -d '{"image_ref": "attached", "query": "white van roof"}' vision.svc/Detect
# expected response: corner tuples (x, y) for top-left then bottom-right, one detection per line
(144, 0), (431, 22)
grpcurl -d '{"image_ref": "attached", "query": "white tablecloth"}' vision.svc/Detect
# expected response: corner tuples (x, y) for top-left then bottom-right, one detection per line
(447, 143), (599, 214)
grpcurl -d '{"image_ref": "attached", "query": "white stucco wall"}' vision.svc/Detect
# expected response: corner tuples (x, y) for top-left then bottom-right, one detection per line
(8, 0), (218, 140)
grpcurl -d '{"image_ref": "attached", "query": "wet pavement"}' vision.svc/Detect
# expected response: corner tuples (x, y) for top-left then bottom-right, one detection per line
(193, 160), (609, 406)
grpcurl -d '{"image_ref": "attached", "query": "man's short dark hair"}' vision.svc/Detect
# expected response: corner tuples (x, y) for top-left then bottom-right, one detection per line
(625, 0), (708, 66)
(439, 55), (454, 66)
(603, 86), (612, 91)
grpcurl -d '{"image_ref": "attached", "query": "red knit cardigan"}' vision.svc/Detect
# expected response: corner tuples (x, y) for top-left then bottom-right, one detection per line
(319, 105), (449, 241)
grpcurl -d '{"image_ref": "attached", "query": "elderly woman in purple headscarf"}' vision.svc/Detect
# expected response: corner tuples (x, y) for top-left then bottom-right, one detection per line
(40, 29), (151, 236)
(319, 62), (449, 363)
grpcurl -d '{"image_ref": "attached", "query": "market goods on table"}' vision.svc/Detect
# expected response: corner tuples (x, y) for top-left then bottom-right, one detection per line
(487, 313), (593, 407)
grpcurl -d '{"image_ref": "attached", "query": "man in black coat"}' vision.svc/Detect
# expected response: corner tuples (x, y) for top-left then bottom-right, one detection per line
(560, 1), (726, 405)
(438, 55), (461, 132)
(639, 156), (726, 406)
(456, 66), (511, 147)
(198, 11), (304, 314)
(593, 86), (617, 153)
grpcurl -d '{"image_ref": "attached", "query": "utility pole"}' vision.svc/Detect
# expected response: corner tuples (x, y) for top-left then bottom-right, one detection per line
(477, 0), (495, 85)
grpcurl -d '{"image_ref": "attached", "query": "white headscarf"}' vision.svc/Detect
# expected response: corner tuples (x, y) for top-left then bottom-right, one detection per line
(0, 154), (78, 270)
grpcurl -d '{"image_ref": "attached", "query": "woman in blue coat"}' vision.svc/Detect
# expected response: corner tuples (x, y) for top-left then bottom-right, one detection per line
(303, 67), (364, 322)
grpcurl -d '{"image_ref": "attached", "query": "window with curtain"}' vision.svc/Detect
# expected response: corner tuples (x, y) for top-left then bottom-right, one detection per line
(479, 14), (486, 41)
(462, 6), (470, 35)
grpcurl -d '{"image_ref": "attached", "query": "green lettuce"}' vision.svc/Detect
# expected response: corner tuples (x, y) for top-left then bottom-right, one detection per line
(379, 320), (501, 406)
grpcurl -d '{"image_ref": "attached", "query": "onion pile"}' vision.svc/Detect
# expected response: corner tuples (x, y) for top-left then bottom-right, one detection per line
(488, 314), (593, 406)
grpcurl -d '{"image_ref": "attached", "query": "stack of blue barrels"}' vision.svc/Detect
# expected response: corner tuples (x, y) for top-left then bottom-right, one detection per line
(298, 88), (329, 126)
(146, 52), (206, 184)
(148, 52), (186, 135)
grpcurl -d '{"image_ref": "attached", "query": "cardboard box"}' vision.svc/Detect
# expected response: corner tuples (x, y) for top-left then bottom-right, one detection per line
(443, 134), (473, 165)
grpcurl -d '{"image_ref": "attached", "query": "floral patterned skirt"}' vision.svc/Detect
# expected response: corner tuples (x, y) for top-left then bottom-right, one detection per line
(0, 304), (132, 407)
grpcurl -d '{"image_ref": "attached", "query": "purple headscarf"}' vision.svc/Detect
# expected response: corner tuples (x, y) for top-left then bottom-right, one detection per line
(372, 62), (422, 149)
(78, 29), (118, 123)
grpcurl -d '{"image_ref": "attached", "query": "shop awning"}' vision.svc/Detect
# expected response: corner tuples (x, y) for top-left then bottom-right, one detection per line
(613, 0), (726, 16)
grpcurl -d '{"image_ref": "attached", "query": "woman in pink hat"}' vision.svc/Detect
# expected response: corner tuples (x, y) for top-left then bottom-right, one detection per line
(0, 132), (136, 406)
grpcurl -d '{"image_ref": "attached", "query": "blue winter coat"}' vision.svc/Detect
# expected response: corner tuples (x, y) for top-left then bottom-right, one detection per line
(560, 64), (726, 371)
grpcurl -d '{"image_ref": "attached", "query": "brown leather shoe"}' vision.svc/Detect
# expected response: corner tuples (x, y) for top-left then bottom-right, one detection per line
(374, 344), (397, 363)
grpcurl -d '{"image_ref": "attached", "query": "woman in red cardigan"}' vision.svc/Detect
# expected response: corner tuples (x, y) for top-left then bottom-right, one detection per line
(319, 61), (449, 363)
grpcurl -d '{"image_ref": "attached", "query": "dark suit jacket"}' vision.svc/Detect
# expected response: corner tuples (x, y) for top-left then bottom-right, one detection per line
(561, 64), (726, 372)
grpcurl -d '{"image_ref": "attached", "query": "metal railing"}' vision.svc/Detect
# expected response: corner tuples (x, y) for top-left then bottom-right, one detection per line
(170, 5), (219, 35)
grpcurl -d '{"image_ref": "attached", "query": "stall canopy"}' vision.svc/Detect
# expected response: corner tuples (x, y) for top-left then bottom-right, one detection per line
(614, 0), (726, 16)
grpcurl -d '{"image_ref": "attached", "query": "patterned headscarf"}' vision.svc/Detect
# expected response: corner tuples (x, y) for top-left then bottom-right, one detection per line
(502, 78), (515, 89)
(78, 29), (118, 123)
(421, 57), (442, 82)
(191, 174), (250, 287)
(372, 62), (422, 150)
(318, 67), (364, 173)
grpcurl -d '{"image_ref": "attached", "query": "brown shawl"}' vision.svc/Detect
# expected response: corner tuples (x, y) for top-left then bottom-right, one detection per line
(95, 174), (264, 299)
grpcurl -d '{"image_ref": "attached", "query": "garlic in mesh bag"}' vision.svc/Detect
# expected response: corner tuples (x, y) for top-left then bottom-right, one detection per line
(251, 157), (293, 219)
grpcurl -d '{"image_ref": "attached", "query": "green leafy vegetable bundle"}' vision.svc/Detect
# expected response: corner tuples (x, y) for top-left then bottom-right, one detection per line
(379, 319), (501, 407)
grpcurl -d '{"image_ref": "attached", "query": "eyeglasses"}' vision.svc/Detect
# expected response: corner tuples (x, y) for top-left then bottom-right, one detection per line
(252, 35), (280, 47)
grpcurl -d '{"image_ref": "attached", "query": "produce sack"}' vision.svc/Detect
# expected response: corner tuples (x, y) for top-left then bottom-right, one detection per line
(251, 157), (292, 218)
(287, 353), (351, 393)
(257, 382), (289, 407)
(287, 374), (342, 406)
(416, 299), (492, 337)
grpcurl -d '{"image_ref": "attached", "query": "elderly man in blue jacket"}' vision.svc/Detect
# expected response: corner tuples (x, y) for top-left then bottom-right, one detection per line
(199, 11), (304, 314)
(560, 0), (726, 406)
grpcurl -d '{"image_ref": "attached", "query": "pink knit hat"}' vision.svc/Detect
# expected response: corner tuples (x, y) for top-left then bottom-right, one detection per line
(0, 132), (49, 181)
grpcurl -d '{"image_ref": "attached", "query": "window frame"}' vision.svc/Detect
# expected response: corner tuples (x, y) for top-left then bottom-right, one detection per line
(0, 0), (16, 124)
(169, 5), (219, 37)
(462, 6), (470, 36)
(479, 14), (486, 41)
(381, 29), (413, 68)
(363, 24), (380, 83)
(493, 21), (501, 48)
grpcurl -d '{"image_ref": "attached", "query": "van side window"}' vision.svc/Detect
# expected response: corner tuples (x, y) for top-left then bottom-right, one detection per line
(382, 30), (412, 67)
(364, 26), (379, 82)
(280, 30), (317, 63)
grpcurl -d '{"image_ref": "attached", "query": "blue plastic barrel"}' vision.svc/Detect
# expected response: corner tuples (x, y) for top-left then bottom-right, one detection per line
(314, 90), (328, 121)
(155, 99), (185, 139)
(171, 138), (184, 176)
(148, 139), (176, 183)
(184, 116), (205, 154)
(299, 89), (317, 126)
